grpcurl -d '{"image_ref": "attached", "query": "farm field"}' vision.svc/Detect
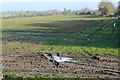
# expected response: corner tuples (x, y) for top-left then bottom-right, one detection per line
(1, 15), (119, 78)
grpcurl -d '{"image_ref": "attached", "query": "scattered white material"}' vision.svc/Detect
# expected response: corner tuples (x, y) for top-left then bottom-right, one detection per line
(43, 53), (78, 63)
(53, 55), (77, 62)
(87, 39), (90, 41)
(114, 22), (116, 27)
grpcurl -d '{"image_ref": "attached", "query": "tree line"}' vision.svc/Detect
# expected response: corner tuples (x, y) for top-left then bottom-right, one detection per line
(2, 0), (119, 19)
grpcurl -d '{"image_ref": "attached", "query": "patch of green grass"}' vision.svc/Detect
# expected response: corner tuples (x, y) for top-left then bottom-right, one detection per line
(2, 15), (119, 56)
(3, 73), (19, 78)
(3, 72), (114, 79)
(32, 51), (52, 54)
(3, 73), (70, 78)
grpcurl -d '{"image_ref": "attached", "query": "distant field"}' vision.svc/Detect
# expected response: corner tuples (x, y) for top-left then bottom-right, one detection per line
(1, 12), (34, 18)
(2, 15), (119, 56)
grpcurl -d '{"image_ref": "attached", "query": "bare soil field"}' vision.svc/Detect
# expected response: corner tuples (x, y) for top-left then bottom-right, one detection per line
(2, 52), (119, 78)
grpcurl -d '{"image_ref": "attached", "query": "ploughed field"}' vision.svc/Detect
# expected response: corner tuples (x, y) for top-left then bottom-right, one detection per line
(2, 15), (119, 78)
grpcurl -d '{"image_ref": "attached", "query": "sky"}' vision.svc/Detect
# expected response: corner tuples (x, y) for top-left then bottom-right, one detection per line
(0, 0), (119, 2)
(1, 0), (119, 11)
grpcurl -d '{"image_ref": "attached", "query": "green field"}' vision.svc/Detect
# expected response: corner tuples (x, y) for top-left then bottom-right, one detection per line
(2, 15), (119, 56)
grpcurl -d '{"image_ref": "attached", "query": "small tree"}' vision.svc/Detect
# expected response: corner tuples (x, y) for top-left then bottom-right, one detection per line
(99, 7), (108, 16)
(63, 8), (67, 14)
(98, 0), (116, 16)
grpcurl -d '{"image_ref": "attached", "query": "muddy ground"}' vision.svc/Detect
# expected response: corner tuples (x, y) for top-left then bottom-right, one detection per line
(2, 52), (120, 78)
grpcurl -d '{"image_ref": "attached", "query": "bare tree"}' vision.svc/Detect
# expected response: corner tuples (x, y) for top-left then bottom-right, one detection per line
(98, 0), (116, 16)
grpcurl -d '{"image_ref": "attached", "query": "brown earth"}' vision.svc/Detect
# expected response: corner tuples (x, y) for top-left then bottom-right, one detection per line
(2, 52), (120, 78)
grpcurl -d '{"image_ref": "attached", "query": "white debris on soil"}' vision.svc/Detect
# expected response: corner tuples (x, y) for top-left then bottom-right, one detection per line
(53, 53), (77, 63)
(114, 22), (116, 27)
(87, 38), (90, 41)
(54, 56), (73, 62)
(43, 53), (78, 63)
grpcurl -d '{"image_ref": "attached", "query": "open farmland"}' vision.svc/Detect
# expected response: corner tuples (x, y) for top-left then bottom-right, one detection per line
(2, 15), (119, 78)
